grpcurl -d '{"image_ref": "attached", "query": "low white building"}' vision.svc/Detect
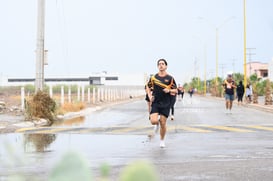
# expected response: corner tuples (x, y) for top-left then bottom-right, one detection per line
(3, 72), (147, 87)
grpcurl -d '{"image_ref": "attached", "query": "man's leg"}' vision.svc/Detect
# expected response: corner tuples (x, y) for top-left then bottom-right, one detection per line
(225, 100), (229, 109)
(150, 113), (159, 125)
(229, 95), (234, 110)
(150, 112), (160, 135)
(159, 115), (167, 139)
(225, 94), (231, 114)
(159, 115), (167, 147)
(228, 100), (231, 109)
(170, 106), (174, 120)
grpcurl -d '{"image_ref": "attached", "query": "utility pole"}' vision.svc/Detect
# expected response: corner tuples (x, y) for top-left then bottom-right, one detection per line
(243, 0), (247, 90)
(231, 57), (237, 73)
(246, 48), (256, 76)
(35, 0), (45, 92)
(219, 63), (226, 79)
(194, 57), (200, 89)
(194, 57), (198, 78)
(204, 45), (207, 95)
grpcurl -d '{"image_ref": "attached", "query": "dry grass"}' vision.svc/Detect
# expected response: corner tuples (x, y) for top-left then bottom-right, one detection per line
(25, 91), (56, 124)
(57, 102), (86, 115)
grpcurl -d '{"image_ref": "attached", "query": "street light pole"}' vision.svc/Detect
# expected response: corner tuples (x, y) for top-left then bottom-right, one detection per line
(204, 44), (207, 96)
(198, 16), (235, 90)
(192, 35), (207, 96)
(215, 28), (219, 86)
(243, 0), (247, 91)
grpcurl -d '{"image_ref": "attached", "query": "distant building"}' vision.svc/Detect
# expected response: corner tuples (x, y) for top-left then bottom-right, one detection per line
(246, 61), (268, 78)
(3, 72), (147, 86)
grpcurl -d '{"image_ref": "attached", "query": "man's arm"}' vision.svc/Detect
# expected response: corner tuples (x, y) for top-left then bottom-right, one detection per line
(145, 79), (154, 101)
(165, 77), (178, 94)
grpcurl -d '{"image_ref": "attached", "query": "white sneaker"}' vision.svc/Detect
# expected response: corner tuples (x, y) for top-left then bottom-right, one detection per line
(225, 109), (229, 114)
(154, 123), (159, 134)
(171, 115), (174, 121)
(229, 109), (232, 114)
(160, 140), (165, 148)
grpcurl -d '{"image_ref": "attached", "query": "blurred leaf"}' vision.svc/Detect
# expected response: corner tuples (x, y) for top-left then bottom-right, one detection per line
(100, 162), (111, 177)
(119, 160), (158, 181)
(48, 151), (92, 181)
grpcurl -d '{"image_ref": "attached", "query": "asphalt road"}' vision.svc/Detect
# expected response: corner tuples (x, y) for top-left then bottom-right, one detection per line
(1, 95), (273, 181)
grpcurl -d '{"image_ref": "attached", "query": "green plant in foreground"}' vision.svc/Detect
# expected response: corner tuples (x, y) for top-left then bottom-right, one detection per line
(119, 160), (158, 181)
(100, 162), (111, 178)
(48, 151), (158, 181)
(5, 148), (159, 181)
(48, 151), (93, 181)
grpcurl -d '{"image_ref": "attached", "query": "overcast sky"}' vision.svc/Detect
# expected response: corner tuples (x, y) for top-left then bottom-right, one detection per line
(1, 0), (273, 84)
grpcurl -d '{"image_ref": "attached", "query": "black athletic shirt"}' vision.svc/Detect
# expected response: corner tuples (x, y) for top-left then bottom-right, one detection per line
(223, 79), (235, 95)
(147, 73), (177, 108)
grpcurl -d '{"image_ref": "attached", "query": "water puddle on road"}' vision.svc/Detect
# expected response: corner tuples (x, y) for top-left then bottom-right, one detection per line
(53, 116), (85, 126)
(0, 133), (147, 163)
(0, 133), (149, 180)
(0, 134), (57, 154)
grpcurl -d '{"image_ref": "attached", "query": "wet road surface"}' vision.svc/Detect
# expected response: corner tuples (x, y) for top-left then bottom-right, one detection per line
(1, 95), (273, 180)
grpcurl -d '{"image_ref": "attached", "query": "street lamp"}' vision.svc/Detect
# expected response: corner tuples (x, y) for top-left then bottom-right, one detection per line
(198, 16), (235, 87)
(193, 35), (207, 96)
(243, 0), (247, 93)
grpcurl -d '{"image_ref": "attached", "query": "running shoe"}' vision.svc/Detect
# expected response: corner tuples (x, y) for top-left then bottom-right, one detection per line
(160, 140), (165, 148)
(171, 115), (174, 120)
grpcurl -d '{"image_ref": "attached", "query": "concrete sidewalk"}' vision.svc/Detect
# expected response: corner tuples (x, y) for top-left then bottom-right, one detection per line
(243, 96), (273, 113)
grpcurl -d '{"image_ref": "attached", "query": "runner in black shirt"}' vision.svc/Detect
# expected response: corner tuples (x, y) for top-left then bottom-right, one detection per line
(146, 59), (177, 148)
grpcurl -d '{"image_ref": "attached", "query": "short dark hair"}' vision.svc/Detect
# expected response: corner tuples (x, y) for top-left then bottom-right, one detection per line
(157, 59), (168, 66)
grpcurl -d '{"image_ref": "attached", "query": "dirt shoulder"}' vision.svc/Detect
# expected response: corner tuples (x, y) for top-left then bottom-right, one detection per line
(0, 88), (144, 133)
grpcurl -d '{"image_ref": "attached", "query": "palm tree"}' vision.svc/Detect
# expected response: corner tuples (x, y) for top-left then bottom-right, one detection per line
(265, 79), (272, 105)
(233, 73), (244, 83)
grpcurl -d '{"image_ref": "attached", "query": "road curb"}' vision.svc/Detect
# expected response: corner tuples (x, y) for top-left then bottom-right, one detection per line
(0, 97), (144, 133)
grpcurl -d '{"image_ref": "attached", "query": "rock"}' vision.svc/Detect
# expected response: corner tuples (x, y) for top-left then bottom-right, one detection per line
(0, 101), (6, 106)
(0, 105), (5, 111)
(11, 106), (20, 111)
(56, 115), (64, 120)
(33, 118), (50, 126)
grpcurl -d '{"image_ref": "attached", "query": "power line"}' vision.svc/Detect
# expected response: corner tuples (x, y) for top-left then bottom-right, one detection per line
(246, 48), (256, 75)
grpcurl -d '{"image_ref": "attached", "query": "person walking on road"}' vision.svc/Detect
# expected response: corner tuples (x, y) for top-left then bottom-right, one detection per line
(222, 72), (236, 114)
(170, 90), (177, 120)
(177, 84), (184, 101)
(246, 83), (253, 103)
(188, 87), (194, 98)
(146, 59), (177, 148)
(145, 84), (152, 116)
(236, 80), (244, 106)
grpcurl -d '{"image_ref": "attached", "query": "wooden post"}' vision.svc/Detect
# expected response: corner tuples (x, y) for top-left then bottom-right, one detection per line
(21, 87), (25, 110)
(61, 86), (64, 105)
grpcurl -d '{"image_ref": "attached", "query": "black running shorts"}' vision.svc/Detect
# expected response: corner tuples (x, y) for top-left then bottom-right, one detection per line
(150, 103), (170, 118)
